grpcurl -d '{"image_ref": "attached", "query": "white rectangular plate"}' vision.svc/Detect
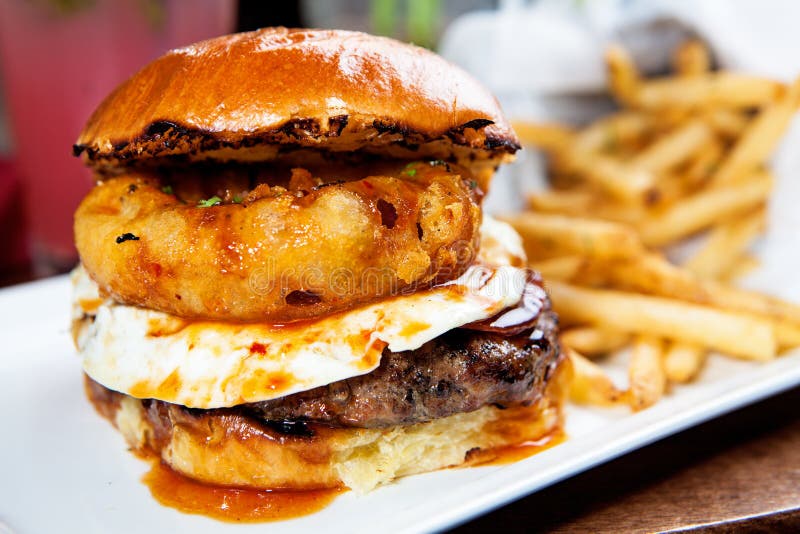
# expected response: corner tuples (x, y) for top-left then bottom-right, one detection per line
(1, 275), (800, 534)
(3, 120), (800, 534)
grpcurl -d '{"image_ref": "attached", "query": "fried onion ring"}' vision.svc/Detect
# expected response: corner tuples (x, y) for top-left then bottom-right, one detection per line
(74, 162), (481, 321)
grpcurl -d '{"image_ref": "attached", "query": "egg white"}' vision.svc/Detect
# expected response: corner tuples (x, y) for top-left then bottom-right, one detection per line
(73, 216), (530, 408)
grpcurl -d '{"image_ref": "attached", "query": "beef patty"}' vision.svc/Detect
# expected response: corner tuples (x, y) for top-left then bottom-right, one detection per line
(88, 309), (560, 430)
(239, 308), (560, 428)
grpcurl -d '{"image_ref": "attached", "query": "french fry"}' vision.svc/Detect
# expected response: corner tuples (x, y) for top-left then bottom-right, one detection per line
(627, 336), (666, 410)
(570, 253), (800, 350)
(571, 111), (653, 154)
(502, 212), (646, 260)
(538, 113), (653, 196)
(606, 44), (641, 107)
(775, 321), (800, 351)
(704, 281), (800, 331)
(647, 171), (691, 207)
(573, 253), (709, 303)
(547, 281), (777, 361)
(530, 188), (647, 225)
(639, 171), (772, 247)
(508, 40), (800, 410)
(672, 39), (710, 77)
(548, 170), (584, 190)
(529, 256), (584, 281)
(684, 209), (766, 279)
(592, 203), (648, 225)
(561, 326), (630, 356)
(650, 107), (695, 130)
(528, 188), (595, 214)
(720, 254), (761, 283)
(512, 121), (575, 153)
(566, 152), (656, 202)
(576, 252), (796, 321)
(704, 109), (750, 139)
(664, 342), (706, 382)
(629, 120), (713, 173)
(684, 136), (725, 186)
(710, 77), (800, 186)
(568, 348), (625, 405)
(636, 72), (784, 110)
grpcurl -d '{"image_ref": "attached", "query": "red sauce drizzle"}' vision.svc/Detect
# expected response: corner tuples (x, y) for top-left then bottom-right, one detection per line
(249, 342), (267, 354)
(464, 269), (548, 336)
(467, 430), (566, 466)
(142, 460), (344, 523)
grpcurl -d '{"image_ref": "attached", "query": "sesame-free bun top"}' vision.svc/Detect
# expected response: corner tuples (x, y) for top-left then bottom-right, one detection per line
(74, 27), (519, 172)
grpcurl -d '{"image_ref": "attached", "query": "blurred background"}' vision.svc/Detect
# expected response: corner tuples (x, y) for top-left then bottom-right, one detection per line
(1, 0), (798, 285)
(0, 0), (499, 284)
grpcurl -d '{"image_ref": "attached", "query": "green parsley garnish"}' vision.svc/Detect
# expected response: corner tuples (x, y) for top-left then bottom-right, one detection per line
(197, 195), (222, 207)
(232, 195), (243, 204)
(468, 180), (478, 189)
(403, 163), (419, 177)
(161, 185), (173, 195)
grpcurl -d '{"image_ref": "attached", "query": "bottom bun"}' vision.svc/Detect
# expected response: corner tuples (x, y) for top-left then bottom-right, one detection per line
(86, 359), (568, 493)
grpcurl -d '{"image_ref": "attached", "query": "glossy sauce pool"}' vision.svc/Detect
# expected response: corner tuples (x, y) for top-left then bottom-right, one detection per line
(467, 430), (566, 466)
(141, 431), (564, 523)
(142, 460), (344, 523)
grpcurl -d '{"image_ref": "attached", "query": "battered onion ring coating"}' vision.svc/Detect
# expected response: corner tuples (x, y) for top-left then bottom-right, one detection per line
(74, 162), (481, 321)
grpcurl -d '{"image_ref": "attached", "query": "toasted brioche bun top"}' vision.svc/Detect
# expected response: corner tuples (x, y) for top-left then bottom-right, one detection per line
(74, 27), (519, 172)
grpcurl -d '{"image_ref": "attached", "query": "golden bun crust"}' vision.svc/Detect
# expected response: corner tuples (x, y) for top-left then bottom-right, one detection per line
(74, 28), (519, 171)
(86, 364), (566, 493)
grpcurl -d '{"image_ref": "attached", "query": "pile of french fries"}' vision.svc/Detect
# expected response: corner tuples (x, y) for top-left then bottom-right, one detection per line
(505, 40), (800, 411)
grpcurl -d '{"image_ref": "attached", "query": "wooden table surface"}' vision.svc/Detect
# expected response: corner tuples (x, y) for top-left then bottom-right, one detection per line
(454, 385), (800, 533)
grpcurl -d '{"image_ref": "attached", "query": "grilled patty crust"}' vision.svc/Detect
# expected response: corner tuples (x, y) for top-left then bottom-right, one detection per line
(88, 308), (559, 431)
(243, 311), (560, 428)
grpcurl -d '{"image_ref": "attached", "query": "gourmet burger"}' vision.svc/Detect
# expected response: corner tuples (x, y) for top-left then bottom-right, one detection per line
(71, 28), (565, 493)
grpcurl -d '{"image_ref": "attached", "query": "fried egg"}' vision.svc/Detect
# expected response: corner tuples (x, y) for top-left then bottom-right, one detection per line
(72, 216), (530, 409)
